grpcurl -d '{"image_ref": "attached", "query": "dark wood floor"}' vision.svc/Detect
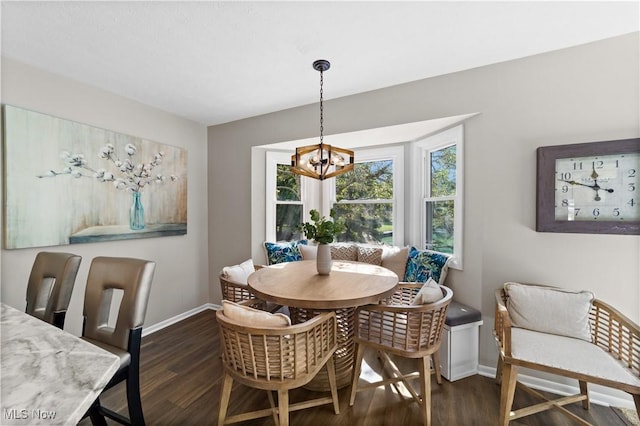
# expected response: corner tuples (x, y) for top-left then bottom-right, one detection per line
(79, 309), (634, 426)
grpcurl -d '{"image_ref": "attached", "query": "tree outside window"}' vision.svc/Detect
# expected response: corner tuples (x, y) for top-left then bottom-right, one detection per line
(275, 164), (302, 241)
(333, 160), (394, 244)
(426, 145), (456, 253)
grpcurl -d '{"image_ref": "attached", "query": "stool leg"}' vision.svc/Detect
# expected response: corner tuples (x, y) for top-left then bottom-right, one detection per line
(126, 367), (145, 426)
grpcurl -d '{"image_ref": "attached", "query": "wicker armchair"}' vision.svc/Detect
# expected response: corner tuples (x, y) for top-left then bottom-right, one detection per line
(349, 283), (453, 426)
(219, 264), (282, 312)
(216, 302), (340, 426)
(494, 284), (640, 426)
(219, 274), (253, 303)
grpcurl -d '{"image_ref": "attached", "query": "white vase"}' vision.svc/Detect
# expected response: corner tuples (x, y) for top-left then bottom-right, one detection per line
(316, 243), (332, 275)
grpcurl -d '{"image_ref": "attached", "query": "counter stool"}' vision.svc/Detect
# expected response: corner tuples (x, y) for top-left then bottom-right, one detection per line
(25, 252), (81, 329)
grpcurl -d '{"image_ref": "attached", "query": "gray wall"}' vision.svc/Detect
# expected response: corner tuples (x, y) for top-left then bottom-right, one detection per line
(1, 58), (210, 336)
(208, 33), (640, 369)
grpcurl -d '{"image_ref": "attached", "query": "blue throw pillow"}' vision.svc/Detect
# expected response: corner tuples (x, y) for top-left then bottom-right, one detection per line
(404, 246), (451, 284)
(264, 240), (307, 265)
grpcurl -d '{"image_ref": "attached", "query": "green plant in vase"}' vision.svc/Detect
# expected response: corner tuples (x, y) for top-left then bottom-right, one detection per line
(299, 209), (345, 274)
(299, 209), (345, 244)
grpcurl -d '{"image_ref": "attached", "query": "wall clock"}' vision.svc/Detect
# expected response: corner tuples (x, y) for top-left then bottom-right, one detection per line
(536, 138), (640, 235)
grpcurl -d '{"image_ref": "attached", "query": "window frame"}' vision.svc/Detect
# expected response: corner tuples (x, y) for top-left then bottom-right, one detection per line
(265, 151), (316, 242)
(264, 126), (462, 260)
(412, 125), (464, 269)
(326, 145), (404, 246)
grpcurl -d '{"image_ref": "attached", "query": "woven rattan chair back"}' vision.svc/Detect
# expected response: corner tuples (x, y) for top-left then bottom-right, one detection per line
(349, 284), (453, 426)
(216, 305), (340, 425)
(219, 275), (253, 303)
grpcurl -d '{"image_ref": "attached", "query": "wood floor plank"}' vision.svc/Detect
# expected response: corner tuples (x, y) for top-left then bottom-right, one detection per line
(78, 309), (630, 426)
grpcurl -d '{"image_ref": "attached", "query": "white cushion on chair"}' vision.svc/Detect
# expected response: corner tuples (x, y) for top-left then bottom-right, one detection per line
(505, 282), (594, 342)
(413, 279), (444, 305)
(221, 259), (254, 284)
(222, 301), (291, 327)
(511, 328), (640, 389)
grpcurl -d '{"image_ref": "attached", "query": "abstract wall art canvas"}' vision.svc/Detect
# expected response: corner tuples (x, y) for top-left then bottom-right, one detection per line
(3, 105), (188, 249)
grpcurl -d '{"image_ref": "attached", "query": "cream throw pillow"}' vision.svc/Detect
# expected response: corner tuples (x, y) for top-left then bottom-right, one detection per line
(504, 282), (594, 342)
(220, 259), (254, 284)
(413, 278), (444, 305)
(222, 301), (291, 327)
(299, 244), (317, 260)
(381, 246), (408, 281)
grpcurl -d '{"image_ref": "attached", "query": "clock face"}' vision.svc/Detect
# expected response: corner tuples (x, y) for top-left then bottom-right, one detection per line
(555, 152), (640, 222)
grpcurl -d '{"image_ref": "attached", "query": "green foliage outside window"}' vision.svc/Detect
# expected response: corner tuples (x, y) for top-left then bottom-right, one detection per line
(334, 160), (393, 243)
(276, 164), (302, 240)
(428, 145), (456, 253)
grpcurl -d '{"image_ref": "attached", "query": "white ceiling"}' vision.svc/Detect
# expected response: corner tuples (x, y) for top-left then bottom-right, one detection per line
(1, 1), (638, 126)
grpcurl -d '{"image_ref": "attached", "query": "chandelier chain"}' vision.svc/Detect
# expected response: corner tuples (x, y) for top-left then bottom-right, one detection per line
(290, 59), (353, 180)
(319, 69), (324, 144)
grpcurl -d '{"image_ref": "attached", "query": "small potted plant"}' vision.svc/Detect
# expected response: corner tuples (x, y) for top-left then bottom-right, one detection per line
(299, 209), (345, 274)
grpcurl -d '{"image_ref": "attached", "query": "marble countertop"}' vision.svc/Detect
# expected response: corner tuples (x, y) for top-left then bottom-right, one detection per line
(1, 303), (120, 425)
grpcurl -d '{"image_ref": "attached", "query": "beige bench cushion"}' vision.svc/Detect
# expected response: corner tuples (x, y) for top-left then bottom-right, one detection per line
(511, 328), (640, 390)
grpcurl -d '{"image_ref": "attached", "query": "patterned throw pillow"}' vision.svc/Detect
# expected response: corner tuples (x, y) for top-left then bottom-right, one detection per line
(263, 240), (307, 265)
(404, 246), (451, 284)
(330, 243), (358, 261)
(357, 245), (383, 265)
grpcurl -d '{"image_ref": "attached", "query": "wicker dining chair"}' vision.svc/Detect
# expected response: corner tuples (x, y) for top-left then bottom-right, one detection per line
(219, 274), (253, 303)
(349, 283), (453, 426)
(216, 300), (340, 426)
(219, 263), (282, 313)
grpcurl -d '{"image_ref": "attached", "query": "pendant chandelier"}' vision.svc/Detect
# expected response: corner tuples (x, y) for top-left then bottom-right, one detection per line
(291, 59), (354, 180)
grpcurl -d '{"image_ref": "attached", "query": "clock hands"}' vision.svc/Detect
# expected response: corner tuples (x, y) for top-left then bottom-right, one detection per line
(559, 179), (614, 201)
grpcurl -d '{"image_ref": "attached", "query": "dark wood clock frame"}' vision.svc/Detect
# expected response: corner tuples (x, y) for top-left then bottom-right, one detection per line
(536, 137), (640, 235)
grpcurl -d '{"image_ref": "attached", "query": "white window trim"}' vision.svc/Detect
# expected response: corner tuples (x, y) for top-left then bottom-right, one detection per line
(265, 151), (316, 242)
(412, 125), (464, 269)
(326, 145), (405, 247)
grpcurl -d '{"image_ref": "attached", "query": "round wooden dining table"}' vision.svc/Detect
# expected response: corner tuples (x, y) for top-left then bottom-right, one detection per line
(248, 260), (398, 390)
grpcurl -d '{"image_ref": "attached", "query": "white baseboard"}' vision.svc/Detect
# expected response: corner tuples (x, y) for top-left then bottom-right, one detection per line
(478, 364), (635, 409)
(142, 303), (220, 336)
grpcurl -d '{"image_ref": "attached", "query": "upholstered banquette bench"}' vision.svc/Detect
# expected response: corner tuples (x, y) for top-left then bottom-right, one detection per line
(263, 240), (452, 286)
